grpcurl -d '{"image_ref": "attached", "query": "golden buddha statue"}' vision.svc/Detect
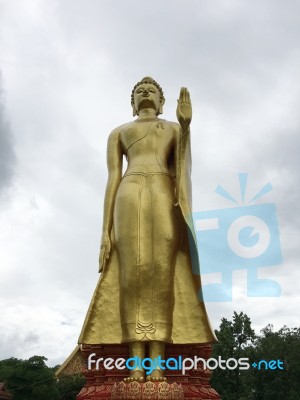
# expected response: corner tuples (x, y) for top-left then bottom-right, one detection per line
(78, 77), (216, 382)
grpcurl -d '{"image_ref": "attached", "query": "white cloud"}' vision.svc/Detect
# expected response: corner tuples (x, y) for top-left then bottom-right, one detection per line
(0, 0), (299, 366)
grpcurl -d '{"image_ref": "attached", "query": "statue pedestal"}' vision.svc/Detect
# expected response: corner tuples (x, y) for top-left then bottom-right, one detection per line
(111, 381), (183, 399)
(77, 344), (220, 399)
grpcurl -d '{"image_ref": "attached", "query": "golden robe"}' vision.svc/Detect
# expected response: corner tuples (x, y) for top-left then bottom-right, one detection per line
(78, 123), (216, 345)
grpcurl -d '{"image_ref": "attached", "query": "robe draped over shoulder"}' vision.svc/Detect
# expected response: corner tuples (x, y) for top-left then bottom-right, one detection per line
(78, 126), (217, 345)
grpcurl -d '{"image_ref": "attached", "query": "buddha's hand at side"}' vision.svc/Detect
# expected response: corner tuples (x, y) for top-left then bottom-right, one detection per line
(99, 232), (111, 273)
(176, 87), (192, 132)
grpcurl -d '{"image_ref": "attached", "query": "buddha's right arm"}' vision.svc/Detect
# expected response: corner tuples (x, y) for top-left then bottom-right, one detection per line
(99, 129), (123, 271)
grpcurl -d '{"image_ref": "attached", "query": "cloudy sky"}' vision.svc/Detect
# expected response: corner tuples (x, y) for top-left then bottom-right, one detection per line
(0, 0), (299, 367)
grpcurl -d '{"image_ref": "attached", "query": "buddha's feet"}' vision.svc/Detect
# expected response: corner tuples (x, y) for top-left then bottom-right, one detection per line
(146, 369), (166, 382)
(123, 369), (144, 382)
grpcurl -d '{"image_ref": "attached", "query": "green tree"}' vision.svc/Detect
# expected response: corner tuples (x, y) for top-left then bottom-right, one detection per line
(56, 374), (86, 400)
(211, 314), (300, 400)
(248, 325), (300, 400)
(0, 356), (59, 400)
(0, 355), (85, 400)
(211, 311), (256, 400)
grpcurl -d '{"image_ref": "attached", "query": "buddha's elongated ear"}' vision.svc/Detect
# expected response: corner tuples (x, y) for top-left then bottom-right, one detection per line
(157, 98), (165, 115)
(132, 105), (138, 117)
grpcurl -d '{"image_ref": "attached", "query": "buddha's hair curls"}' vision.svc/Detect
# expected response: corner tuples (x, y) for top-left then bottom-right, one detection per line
(131, 76), (165, 106)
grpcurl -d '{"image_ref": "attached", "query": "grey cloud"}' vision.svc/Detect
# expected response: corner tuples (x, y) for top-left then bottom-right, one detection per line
(54, 0), (300, 126)
(24, 332), (40, 344)
(1, 0), (299, 366)
(234, 125), (300, 233)
(0, 77), (16, 195)
(1, 331), (39, 360)
(263, 130), (300, 229)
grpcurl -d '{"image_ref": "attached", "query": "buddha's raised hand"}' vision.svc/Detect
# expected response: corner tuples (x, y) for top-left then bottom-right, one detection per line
(176, 87), (192, 131)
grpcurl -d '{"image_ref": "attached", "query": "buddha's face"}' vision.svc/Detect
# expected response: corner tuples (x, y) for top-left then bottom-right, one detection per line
(133, 83), (161, 114)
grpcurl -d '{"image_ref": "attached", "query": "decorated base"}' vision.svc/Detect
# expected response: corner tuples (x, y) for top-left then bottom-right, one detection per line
(112, 381), (183, 399)
(76, 344), (221, 399)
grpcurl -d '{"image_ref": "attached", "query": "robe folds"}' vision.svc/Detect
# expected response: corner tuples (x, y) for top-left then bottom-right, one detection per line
(78, 128), (217, 345)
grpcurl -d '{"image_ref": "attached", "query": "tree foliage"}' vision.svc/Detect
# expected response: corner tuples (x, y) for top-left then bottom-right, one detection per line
(211, 311), (256, 400)
(56, 374), (86, 400)
(0, 356), (59, 400)
(211, 312), (300, 400)
(248, 325), (300, 400)
(0, 356), (85, 400)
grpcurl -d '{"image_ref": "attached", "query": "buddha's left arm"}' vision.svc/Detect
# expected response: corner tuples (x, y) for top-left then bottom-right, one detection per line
(174, 87), (192, 205)
(99, 128), (123, 272)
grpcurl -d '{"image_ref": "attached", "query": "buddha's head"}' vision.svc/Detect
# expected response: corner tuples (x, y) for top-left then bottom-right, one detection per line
(131, 77), (165, 116)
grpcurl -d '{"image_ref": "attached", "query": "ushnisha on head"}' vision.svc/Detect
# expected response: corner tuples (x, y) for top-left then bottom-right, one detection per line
(131, 76), (165, 116)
